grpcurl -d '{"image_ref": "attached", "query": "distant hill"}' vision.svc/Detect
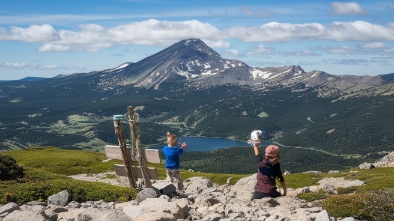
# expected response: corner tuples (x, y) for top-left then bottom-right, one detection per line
(0, 39), (393, 171)
(0, 77), (46, 83)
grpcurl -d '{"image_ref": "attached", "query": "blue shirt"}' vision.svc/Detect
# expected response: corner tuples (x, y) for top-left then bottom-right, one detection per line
(163, 145), (184, 169)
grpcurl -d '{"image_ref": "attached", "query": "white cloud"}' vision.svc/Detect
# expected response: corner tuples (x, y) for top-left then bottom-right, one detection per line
(226, 22), (326, 42)
(361, 42), (385, 49)
(0, 24), (58, 42)
(1, 19), (393, 52)
(0, 19), (228, 52)
(226, 21), (394, 42)
(38, 44), (70, 52)
(246, 44), (274, 55)
(331, 2), (366, 15)
(225, 49), (240, 56)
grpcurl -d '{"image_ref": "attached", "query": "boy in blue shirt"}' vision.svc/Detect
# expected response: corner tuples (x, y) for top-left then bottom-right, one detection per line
(163, 132), (187, 191)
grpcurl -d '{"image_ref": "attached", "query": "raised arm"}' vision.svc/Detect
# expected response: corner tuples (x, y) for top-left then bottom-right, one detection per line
(253, 145), (259, 156)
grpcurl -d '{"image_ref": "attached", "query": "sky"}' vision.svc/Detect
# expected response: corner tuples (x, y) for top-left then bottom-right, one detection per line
(0, 0), (393, 80)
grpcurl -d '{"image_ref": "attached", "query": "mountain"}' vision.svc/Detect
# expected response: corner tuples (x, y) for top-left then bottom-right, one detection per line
(87, 38), (390, 99)
(0, 38), (393, 170)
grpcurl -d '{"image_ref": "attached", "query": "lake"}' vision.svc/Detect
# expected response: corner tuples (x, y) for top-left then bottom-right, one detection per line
(149, 136), (272, 152)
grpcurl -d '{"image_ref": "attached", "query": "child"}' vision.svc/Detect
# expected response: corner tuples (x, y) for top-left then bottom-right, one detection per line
(249, 130), (287, 199)
(163, 132), (187, 191)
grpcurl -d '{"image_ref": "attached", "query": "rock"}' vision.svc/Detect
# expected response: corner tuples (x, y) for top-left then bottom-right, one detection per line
(322, 184), (337, 194)
(315, 210), (330, 221)
(48, 190), (70, 206)
(101, 210), (130, 221)
(0, 202), (20, 216)
(134, 211), (176, 221)
(152, 181), (177, 196)
(122, 197), (188, 220)
(340, 217), (356, 221)
(359, 162), (375, 169)
(328, 170), (340, 174)
(202, 212), (222, 221)
(2, 210), (48, 221)
(374, 151), (394, 167)
(318, 177), (364, 189)
(184, 176), (213, 194)
(296, 187), (311, 194)
(1, 175), (342, 221)
(235, 190), (253, 201)
(303, 171), (322, 174)
(230, 174), (256, 193)
(57, 208), (110, 221)
(136, 187), (161, 203)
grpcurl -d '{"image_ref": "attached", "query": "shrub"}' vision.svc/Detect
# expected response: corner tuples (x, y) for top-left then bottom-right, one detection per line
(298, 189), (329, 202)
(322, 189), (394, 221)
(0, 169), (137, 205)
(0, 155), (24, 180)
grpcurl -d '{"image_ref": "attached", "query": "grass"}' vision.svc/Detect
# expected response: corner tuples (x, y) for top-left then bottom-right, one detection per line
(4, 147), (120, 175)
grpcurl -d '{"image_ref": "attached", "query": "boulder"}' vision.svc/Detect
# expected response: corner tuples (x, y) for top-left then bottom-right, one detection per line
(374, 151), (394, 167)
(318, 177), (364, 189)
(136, 187), (161, 203)
(152, 181), (177, 196)
(134, 211), (176, 221)
(0, 202), (20, 216)
(2, 210), (48, 221)
(315, 210), (330, 221)
(47, 190), (70, 206)
(230, 174), (256, 193)
(122, 196), (188, 220)
(184, 176), (213, 194)
(359, 162), (375, 169)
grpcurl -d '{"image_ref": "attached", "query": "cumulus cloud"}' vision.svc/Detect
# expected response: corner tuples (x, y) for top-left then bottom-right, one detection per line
(0, 19), (228, 52)
(1, 19), (393, 52)
(225, 21), (394, 42)
(0, 24), (59, 42)
(246, 44), (274, 55)
(362, 42), (385, 49)
(331, 2), (366, 15)
(225, 49), (240, 56)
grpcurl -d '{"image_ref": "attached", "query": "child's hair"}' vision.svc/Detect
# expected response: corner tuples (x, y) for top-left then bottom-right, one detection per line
(166, 132), (177, 146)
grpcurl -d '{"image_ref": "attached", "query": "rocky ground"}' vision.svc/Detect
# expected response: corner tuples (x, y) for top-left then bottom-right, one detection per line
(1, 152), (392, 221)
(0, 173), (364, 221)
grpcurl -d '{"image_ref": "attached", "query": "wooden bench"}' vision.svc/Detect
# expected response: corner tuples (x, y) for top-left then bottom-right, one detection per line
(104, 145), (161, 180)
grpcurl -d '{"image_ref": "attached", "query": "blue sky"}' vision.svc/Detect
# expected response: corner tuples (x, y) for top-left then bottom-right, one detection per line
(0, 0), (393, 80)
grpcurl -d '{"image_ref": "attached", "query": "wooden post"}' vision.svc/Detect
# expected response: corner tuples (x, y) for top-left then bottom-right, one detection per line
(127, 106), (152, 188)
(113, 115), (137, 189)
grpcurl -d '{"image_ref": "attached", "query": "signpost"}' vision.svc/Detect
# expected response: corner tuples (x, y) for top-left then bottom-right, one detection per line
(127, 106), (152, 188)
(112, 115), (137, 189)
(110, 106), (160, 189)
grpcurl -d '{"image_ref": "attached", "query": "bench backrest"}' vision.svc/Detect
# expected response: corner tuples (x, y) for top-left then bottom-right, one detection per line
(104, 145), (161, 163)
(104, 145), (160, 180)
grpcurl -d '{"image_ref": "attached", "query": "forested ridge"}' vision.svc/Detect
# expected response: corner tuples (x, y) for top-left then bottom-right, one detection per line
(1, 81), (393, 166)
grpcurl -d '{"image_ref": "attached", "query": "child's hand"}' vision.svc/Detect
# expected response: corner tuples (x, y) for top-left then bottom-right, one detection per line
(181, 142), (187, 149)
